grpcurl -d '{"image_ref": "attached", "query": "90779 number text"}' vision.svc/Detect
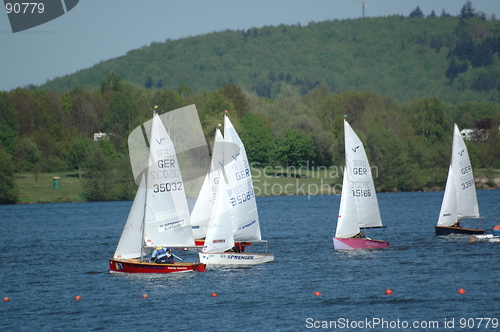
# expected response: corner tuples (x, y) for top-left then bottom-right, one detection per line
(5, 2), (44, 14)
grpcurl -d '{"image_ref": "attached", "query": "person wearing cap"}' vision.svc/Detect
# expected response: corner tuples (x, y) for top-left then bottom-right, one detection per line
(151, 247), (174, 264)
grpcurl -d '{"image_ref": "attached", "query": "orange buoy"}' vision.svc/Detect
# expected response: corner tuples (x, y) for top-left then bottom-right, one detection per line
(211, 292), (218, 297)
(74, 295), (81, 301)
(142, 294), (148, 299)
(385, 289), (393, 296)
(458, 288), (466, 294)
(314, 291), (321, 296)
(3, 297), (10, 302)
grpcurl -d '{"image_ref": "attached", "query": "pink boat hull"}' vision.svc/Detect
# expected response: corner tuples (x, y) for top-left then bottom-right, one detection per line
(333, 237), (389, 250)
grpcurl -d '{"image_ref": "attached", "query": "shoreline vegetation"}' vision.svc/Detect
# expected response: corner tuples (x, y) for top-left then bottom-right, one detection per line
(14, 168), (500, 204)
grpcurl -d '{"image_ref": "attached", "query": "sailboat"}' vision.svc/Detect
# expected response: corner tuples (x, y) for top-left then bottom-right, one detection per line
(435, 124), (484, 236)
(190, 128), (224, 245)
(333, 120), (389, 250)
(198, 114), (274, 264)
(109, 112), (206, 273)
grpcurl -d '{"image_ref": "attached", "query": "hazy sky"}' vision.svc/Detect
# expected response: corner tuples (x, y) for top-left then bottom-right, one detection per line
(0, 0), (498, 91)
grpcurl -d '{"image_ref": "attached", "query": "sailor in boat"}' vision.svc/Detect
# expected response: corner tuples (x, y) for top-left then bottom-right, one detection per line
(225, 242), (246, 253)
(352, 232), (365, 239)
(151, 247), (175, 264)
(451, 221), (461, 228)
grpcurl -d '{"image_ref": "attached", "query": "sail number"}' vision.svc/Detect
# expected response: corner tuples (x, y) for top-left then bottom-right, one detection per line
(229, 189), (254, 206)
(459, 159), (474, 189)
(352, 189), (371, 197)
(227, 180), (254, 206)
(150, 169), (180, 179)
(461, 179), (474, 190)
(350, 181), (371, 197)
(153, 182), (183, 193)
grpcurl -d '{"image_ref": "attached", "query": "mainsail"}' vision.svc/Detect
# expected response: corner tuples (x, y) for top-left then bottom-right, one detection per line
(143, 113), (195, 248)
(223, 115), (262, 241)
(343, 120), (382, 229)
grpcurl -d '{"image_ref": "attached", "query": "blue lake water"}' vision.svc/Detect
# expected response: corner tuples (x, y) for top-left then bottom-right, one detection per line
(1, 190), (499, 331)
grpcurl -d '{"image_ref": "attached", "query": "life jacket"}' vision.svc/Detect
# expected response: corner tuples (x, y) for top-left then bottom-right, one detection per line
(156, 248), (167, 257)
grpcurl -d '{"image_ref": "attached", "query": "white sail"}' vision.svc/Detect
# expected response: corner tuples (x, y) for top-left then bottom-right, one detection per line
(437, 124), (480, 226)
(343, 120), (383, 229)
(202, 173), (235, 253)
(335, 167), (360, 238)
(437, 165), (458, 226)
(114, 173), (146, 259)
(223, 115), (262, 241)
(143, 113), (195, 248)
(451, 124), (480, 218)
(190, 175), (211, 239)
(190, 129), (224, 239)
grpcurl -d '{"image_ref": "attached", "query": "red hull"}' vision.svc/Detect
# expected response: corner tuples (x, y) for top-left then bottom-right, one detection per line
(109, 259), (206, 274)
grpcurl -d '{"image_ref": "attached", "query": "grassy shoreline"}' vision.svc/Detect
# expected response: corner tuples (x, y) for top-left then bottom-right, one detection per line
(14, 167), (499, 204)
(16, 172), (85, 204)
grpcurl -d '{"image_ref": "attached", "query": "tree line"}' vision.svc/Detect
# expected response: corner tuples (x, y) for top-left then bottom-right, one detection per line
(0, 75), (499, 204)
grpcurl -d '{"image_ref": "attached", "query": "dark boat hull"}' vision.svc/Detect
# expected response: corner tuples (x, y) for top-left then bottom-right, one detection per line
(435, 226), (484, 236)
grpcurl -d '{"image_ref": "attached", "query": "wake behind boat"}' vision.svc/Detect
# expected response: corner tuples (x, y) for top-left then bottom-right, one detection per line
(470, 223), (500, 242)
(109, 110), (205, 274)
(333, 120), (388, 250)
(435, 124), (484, 236)
(470, 234), (500, 243)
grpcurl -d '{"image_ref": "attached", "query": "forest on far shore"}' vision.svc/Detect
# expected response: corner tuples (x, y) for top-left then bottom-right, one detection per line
(0, 74), (499, 204)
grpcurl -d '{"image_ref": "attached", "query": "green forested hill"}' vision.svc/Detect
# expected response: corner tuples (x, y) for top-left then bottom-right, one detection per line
(42, 15), (500, 104)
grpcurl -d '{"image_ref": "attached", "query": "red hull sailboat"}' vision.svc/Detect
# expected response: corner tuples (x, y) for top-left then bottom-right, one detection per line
(109, 107), (206, 274)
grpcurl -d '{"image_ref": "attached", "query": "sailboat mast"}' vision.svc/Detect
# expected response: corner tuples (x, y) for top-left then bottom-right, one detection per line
(139, 109), (157, 261)
(139, 170), (147, 261)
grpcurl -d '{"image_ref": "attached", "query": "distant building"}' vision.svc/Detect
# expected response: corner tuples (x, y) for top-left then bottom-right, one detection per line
(93, 132), (108, 142)
(460, 129), (474, 141)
